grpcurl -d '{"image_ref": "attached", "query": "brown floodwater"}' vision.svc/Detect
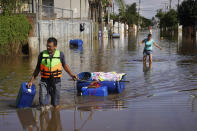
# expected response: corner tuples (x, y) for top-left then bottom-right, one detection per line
(0, 29), (197, 131)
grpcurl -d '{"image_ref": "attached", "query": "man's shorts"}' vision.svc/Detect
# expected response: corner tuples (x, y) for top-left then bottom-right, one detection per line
(143, 49), (152, 56)
(39, 78), (61, 106)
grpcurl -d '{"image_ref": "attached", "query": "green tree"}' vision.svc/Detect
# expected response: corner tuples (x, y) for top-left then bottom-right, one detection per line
(156, 9), (178, 29)
(156, 9), (165, 20)
(165, 9), (178, 28)
(125, 3), (138, 26)
(115, 0), (138, 26)
(156, 9), (165, 28)
(110, 13), (119, 23)
(178, 0), (197, 27)
(140, 16), (152, 28)
(115, 0), (128, 35)
(115, 0), (126, 22)
(0, 0), (23, 15)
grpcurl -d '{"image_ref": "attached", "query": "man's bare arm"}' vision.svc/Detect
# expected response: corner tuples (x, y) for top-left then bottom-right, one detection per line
(27, 68), (40, 88)
(63, 64), (78, 80)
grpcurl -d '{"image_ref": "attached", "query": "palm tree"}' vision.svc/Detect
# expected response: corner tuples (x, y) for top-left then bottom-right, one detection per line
(115, 0), (126, 15)
(114, 0), (138, 33)
(114, 0), (127, 35)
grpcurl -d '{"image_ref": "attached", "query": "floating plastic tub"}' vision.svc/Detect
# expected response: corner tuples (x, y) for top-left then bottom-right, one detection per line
(77, 72), (126, 94)
(78, 72), (92, 81)
(112, 33), (120, 38)
(69, 39), (83, 47)
(81, 86), (108, 96)
(16, 82), (36, 108)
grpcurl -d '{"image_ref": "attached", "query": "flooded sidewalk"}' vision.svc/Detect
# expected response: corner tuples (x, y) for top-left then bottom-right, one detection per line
(0, 29), (197, 131)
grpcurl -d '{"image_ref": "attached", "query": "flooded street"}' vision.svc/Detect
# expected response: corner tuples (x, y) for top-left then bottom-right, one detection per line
(1, 29), (197, 131)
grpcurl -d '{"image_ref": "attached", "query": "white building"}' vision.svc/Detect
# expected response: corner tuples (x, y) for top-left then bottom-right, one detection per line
(30, 0), (89, 19)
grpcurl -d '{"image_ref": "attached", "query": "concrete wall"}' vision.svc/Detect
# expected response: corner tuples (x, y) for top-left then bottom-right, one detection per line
(28, 37), (39, 56)
(39, 19), (94, 50)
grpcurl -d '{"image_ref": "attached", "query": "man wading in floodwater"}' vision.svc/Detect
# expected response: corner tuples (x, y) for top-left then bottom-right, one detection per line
(139, 34), (162, 65)
(28, 37), (77, 111)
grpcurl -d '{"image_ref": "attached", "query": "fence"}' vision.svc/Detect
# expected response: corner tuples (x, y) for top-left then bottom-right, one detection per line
(21, 2), (73, 20)
(38, 5), (73, 20)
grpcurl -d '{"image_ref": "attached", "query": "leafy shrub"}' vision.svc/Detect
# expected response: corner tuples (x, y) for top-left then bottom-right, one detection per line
(0, 14), (32, 55)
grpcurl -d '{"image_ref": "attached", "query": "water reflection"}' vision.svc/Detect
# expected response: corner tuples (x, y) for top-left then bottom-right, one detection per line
(15, 94), (127, 131)
(70, 46), (83, 53)
(74, 97), (125, 131)
(17, 108), (62, 131)
(75, 94), (126, 110)
(177, 36), (197, 55)
(160, 30), (197, 56)
(143, 63), (153, 91)
(40, 110), (62, 131)
(160, 30), (178, 42)
(143, 63), (152, 73)
(74, 107), (93, 131)
(17, 108), (38, 131)
(128, 32), (137, 52)
(190, 94), (197, 112)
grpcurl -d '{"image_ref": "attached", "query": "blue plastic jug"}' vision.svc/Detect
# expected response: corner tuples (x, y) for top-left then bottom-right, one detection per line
(16, 82), (36, 108)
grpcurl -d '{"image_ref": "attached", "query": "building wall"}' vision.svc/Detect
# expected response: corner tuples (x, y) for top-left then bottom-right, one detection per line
(54, 0), (89, 19)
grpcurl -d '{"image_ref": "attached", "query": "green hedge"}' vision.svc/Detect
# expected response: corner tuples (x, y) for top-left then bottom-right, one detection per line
(0, 14), (31, 55)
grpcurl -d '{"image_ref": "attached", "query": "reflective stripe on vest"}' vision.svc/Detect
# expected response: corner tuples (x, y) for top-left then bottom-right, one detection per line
(40, 50), (62, 78)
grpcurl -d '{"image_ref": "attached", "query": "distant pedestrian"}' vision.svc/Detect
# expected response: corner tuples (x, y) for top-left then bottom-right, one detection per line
(27, 37), (77, 111)
(139, 34), (162, 65)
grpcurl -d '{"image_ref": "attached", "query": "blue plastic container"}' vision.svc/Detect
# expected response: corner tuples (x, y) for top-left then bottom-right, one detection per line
(81, 86), (108, 96)
(77, 73), (126, 94)
(69, 39), (83, 47)
(16, 82), (36, 108)
(77, 72), (92, 81)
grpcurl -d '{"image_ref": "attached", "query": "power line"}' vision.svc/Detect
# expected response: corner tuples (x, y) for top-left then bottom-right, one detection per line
(141, 9), (158, 12)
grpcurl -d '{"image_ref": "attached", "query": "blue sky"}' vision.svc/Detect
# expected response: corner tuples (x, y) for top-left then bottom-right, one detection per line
(115, 0), (184, 19)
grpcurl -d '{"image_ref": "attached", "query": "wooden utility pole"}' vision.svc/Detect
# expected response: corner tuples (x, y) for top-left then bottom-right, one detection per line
(113, 2), (114, 14)
(80, 0), (81, 20)
(137, 0), (141, 31)
(70, 0), (72, 17)
(164, 2), (168, 13)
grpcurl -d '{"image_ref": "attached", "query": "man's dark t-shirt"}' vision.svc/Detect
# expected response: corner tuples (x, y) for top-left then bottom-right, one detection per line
(35, 51), (66, 71)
